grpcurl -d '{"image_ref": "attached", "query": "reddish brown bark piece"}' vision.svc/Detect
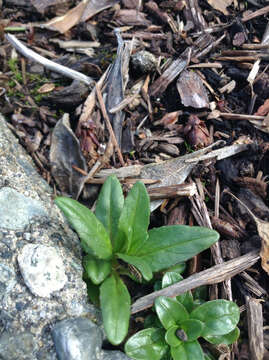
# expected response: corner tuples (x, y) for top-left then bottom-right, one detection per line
(114, 9), (151, 26)
(184, 115), (211, 148)
(177, 70), (209, 109)
(254, 98), (269, 116)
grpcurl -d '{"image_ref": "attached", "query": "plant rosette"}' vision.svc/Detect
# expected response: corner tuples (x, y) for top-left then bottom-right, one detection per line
(125, 271), (240, 360)
(55, 175), (219, 345)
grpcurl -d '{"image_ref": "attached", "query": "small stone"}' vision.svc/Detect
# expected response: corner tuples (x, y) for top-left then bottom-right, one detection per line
(131, 50), (157, 74)
(17, 244), (67, 297)
(0, 331), (37, 360)
(0, 187), (48, 230)
(52, 317), (103, 360)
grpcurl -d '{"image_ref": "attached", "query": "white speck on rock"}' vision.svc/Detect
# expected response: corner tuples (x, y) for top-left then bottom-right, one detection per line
(17, 244), (67, 297)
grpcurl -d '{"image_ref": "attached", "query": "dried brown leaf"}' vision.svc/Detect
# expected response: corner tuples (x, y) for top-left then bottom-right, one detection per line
(158, 111), (181, 127)
(45, 0), (89, 34)
(206, 0), (232, 15)
(50, 114), (87, 198)
(37, 83), (55, 94)
(103, 30), (130, 148)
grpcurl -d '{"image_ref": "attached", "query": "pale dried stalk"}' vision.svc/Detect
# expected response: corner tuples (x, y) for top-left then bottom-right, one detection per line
(6, 34), (93, 86)
(95, 84), (125, 167)
(131, 251), (260, 314)
(246, 297), (264, 360)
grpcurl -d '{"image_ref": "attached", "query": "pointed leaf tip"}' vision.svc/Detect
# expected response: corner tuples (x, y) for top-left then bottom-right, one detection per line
(55, 196), (112, 259)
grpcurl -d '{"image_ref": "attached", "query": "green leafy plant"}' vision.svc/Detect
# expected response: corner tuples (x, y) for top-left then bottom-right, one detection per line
(55, 176), (219, 345)
(125, 271), (240, 360)
(8, 58), (23, 83)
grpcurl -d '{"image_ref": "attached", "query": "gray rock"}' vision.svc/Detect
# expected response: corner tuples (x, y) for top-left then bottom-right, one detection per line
(0, 331), (38, 360)
(0, 187), (48, 230)
(0, 113), (129, 360)
(0, 263), (16, 303)
(131, 50), (157, 74)
(0, 114), (100, 359)
(17, 244), (67, 297)
(101, 351), (131, 360)
(52, 317), (103, 360)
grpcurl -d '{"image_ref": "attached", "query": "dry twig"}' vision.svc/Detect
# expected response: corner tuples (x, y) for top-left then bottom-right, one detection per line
(131, 251), (260, 314)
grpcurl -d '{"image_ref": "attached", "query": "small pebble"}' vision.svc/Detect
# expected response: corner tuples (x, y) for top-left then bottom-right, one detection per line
(131, 50), (157, 74)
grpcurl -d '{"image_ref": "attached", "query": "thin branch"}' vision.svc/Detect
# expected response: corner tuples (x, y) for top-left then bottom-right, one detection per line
(5, 34), (93, 86)
(95, 84), (125, 167)
(131, 251), (260, 314)
(242, 5), (269, 22)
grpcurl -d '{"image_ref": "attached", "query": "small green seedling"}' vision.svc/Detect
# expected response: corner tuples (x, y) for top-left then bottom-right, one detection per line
(125, 271), (240, 360)
(55, 176), (219, 345)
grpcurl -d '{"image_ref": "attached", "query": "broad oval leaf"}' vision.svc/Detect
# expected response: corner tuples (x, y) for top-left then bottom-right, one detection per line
(116, 253), (153, 281)
(100, 273), (130, 345)
(116, 181), (150, 254)
(165, 325), (182, 347)
(176, 292), (194, 314)
(166, 262), (186, 275)
(204, 327), (240, 345)
(162, 271), (183, 288)
(83, 254), (112, 285)
(135, 225), (219, 272)
(124, 328), (168, 360)
(190, 300), (240, 337)
(55, 197), (112, 259)
(170, 340), (205, 360)
(95, 175), (124, 250)
(155, 296), (189, 330)
(162, 272), (194, 313)
(144, 314), (163, 329)
(180, 319), (204, 341)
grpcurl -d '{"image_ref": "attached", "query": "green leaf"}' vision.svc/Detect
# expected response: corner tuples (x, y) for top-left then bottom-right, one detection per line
(170, 341), (205, 360)
(177, 292), (194, 314)
(144, 314), (163, 329)
(116, 181), (150, 254)
(83, 254), (112, 285)
(55, 197), (112, 259)
(180, 319), (204, 341)
(165, 262), (186, 275)
(165, 325), (182, 347)
(190, 300), (240, 337)
(116, 253), (153, 281)
(155, 296), (189, 330)
(100, 273), (130, 345)
(193, 286), (208, 301)
(162, 272), (194, 313)
(83, 277), (100, 306)
(124, 328), (168, 360)
(162, 272), (183, 288)
(135, 225), (219, 272)
(95, 175), (124, 250)
(204, 327), (240, 345)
